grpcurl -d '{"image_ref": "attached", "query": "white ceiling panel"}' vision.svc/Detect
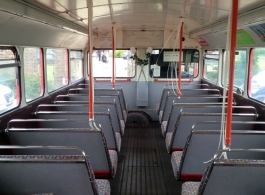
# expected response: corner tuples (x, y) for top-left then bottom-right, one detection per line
(93, 0), (109, 6)
(55, 0), (87, 10)
(71, 7), (88, 18)
(5, 0), (265, 37)
(33, 0), (66, 13)
(93, 6), (110, 17)
(57, 12), (80, 21)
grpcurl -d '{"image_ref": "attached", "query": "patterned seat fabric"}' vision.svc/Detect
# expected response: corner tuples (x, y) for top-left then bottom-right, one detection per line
(95, 179), (111, 195)
(123, 110), (127, 123)
(161, 121), (168, 136)
(171, 151), (183, 179)
(159, 111), (163, 123)
(182, 182), (200, 195)
(165, 132), (173, 153)
(120, 120), (125, 135)
(115, 132), (121, 153)
(108, 150), (118, 177)
(156, 103), (160, 113)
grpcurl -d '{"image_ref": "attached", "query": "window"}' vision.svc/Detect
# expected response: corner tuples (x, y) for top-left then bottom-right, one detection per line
(70, 50), (83, 83)
(223, 50), (247, 91)
(0, 47), (19, 114)
(92, 49), (135, 77)
(249, 48), (265, 103)
(0, 48), (16, 65)
(203, 50), (219, 84)
(149, 49), (199, 79)
(46, 48), (68, 92)
(24, 48), (44, 102)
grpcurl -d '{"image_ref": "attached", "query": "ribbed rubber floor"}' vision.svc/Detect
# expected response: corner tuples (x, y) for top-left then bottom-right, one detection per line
(110, 122), (183, 195)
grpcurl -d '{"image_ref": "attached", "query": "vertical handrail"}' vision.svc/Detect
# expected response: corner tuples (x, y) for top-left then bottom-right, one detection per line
(111, 26), (116, 88)
(178, 22), (184, 97)
(87, 0), (94, 120)
(225, 0), (239, 148)
(39, 48), (44, 95)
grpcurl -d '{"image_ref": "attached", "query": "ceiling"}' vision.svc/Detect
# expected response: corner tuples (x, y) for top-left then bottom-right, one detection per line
(11, 0), (265, 36)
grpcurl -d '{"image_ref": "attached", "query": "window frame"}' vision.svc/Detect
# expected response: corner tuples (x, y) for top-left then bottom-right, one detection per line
(248, 47), (265, 104)
(0, 46), (20, 114)
(89, 48), (136, 78)
(23, 47), (44, 102)
(203, 50), (220, 84)
(221, 49), (247, 94)
(46, 48), (69, 93)
(149, 48), (199, 79)
(69, 50), (84, 83)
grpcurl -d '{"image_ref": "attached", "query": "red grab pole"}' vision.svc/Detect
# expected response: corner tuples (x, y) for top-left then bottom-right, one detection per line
(87, 0), (94, 119)
(112, 26), (115, 88)
(178, 22), (184, 97)
(225, 0), (239, 148)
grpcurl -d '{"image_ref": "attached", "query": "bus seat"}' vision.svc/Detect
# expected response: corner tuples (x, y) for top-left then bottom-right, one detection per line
(35, 111), (121, 152)
(172, 130), (265, 181)
(182, 156), (265, 195)
(163, 104), (227, 136)
(156, 84), (211, 115)
(0, 147), (110, 195)
(166, 112), (257, 153)
(40, 102), (124, 136)
(160, 95), (222, 124)
(6, 126), (118, 179)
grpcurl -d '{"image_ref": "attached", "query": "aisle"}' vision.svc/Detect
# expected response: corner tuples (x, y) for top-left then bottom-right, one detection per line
(110, 122), (183, 195)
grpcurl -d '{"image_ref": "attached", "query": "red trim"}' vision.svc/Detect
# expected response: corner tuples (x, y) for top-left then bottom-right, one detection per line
(194, 63), (199, 77)
(112, 27), (115, 88)
(94, 170), (111, 179)
(15, 72), (20, 106)
(180, 174), (202, 181)
(178, 22), (184, 97)
(154, 79), (193, 82)
(203, 58), (207, 78)
(206, 0), (211, 7)
(65, 50), (69, 85)
(10, 141), (15, 155)
(39, 48), (44, 95)
(94, 78), (131, 82)
(108, 148), (117, 151)
(171, 148), (184, 152)
(225, 0), (239, 148)
(248, 49), (254, 96)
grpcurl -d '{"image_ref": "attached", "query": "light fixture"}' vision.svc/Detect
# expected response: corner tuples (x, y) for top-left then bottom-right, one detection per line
(146, 47), (153, 54)
(130, 47), (136, 54)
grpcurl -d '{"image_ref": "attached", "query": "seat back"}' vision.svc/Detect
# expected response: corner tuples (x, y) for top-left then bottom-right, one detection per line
(78, 84), (126, 109)
(7, 128), (113, 178)
(199, 156), (265, 195)
(64, 94), (125, 121)
(160, 96), (222, 123)
(157, 88), (219, 115)
(68, 88), (127, 113)
(163, 83), (209, 89)
(0, 147), (96, 195)
(36, 111), (118, 151)
(171, 113), (256, 151)
(94, 95), (126, 122)
(192, 121), (257, 131)
(166, 104), (227, 134)
(180, 130), (265, 181)
(39, 102), (122, 134)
